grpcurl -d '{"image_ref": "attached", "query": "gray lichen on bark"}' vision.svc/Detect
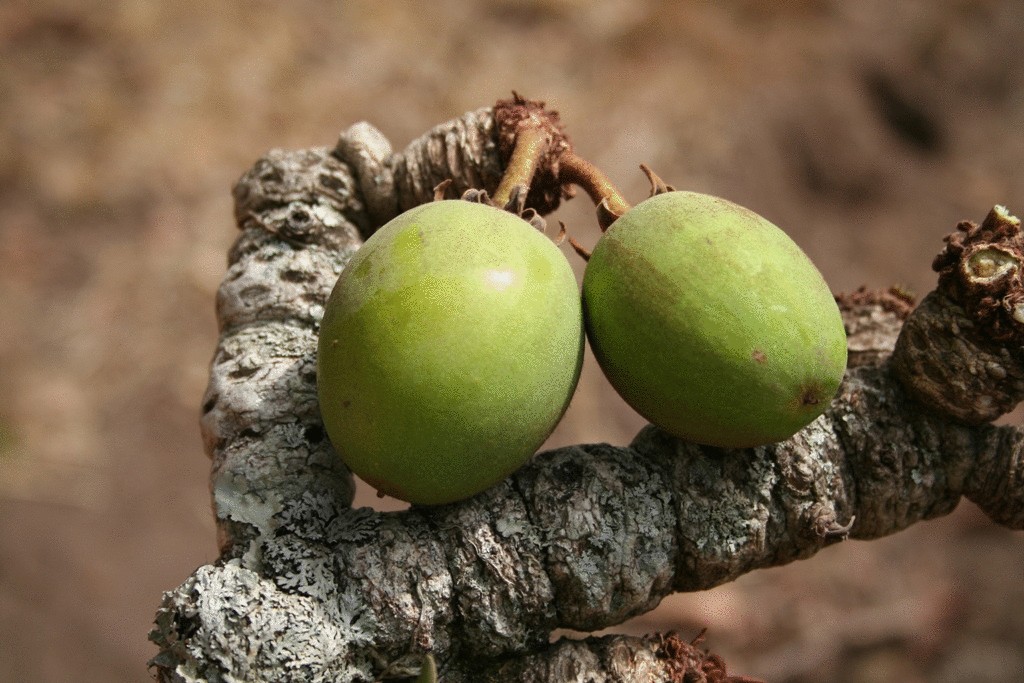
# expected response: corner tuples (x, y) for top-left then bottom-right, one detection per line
(150, 106), (1024, 682)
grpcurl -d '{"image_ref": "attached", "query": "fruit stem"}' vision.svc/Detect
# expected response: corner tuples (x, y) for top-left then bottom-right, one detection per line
(558, 151), (632, 219)
(491, 124), (550, 211)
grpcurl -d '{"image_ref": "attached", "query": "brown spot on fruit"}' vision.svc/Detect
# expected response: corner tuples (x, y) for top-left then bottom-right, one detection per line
(752, 349), (767, 364)
(798, 381), (826, 407)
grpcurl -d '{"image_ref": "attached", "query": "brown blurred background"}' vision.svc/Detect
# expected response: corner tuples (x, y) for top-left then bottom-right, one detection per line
(1, 1), (1023, 681)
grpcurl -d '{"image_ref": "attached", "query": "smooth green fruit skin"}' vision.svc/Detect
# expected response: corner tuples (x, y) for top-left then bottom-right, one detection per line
(317, 200), (584, 505)
(583, 191), (847, 448)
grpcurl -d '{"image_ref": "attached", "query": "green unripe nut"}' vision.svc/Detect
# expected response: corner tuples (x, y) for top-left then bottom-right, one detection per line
(583, 191), (848, 448)
(317, 200), (584, 505)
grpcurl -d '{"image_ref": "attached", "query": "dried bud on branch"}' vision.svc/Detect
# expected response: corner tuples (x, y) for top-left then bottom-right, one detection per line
(892, 205), (1024, 423)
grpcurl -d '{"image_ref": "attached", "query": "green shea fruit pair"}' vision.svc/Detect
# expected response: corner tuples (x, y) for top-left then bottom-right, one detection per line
(317, 200), (583, 505)
(583, 190), (848, 448)
(317, 187), (847, 504)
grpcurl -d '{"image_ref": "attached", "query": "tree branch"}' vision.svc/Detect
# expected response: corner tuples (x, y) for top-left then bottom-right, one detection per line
(150, 107), (1024, 682)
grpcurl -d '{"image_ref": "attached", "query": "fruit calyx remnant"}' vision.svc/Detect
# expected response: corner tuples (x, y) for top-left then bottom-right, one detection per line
(640, 163), (676, 197)
(438, 180), (548, 233)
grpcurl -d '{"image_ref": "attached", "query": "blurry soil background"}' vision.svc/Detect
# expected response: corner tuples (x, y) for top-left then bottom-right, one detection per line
(1, 1), (1023, 681)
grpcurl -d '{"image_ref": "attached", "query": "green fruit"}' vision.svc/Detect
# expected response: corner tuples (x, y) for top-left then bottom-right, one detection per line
(582, 191), (847, 448)
(317, 200), (583, 505)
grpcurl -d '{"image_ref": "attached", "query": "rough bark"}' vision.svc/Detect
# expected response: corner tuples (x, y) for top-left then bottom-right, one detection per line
(150, 106), (1024, 682)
